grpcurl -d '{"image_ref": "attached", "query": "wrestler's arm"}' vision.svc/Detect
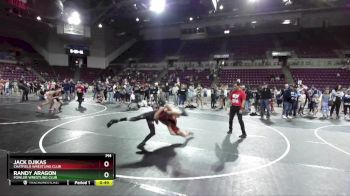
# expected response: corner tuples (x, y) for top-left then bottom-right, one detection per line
(167, 125), (177, 135)
(167, 125), (191, 137)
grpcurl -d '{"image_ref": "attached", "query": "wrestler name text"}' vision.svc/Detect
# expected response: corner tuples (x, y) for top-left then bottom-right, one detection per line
(13, 160), (47, 164)
(13, 171), (57, 176)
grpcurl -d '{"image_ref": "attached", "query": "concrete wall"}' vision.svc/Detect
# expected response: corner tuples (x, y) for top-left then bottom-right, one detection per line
(0, 15), (50, 62)
(48, 53), (69, 66)
(87, 56), (107, 68)
(140, 25), (181, 40)
(300, 10), (350, 28)
(0, 15), (124, 69)
(140, 8), (350, 40)
(106, 38), (137, 65)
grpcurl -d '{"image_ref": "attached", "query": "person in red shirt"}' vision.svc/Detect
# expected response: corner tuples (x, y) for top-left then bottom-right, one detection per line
(228, 83), (247, 138)
(106, 105), (193, 150)
(76, 81), (85, 108)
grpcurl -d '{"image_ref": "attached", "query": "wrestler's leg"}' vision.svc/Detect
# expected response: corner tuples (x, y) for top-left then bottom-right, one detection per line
(137, 119), (156, 149)
(106, 111), (154, 128)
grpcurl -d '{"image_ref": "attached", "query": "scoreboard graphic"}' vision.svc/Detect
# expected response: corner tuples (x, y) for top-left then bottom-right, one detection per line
(7, 153), (115, 186)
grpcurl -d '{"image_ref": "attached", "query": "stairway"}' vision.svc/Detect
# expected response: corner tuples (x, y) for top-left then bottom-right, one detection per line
(327, 29), (349, 50)
(175, 41), (186, 56)
(157, 68), (168, 83)
(74, 67), (81, 81)
(272, 34), (281, 50)
(211, 65), (219, 87)
(220, 37), (228, 53)
(30, 66), (45, 81)
(281, 63), (294, 85)
(330, 32), (349, 58)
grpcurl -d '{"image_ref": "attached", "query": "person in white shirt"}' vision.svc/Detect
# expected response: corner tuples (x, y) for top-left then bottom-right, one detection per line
(297, 90), (306, 116)
(130, 92), (136, 102)
(187, 84), (195, 106)
(172, 84), (179, 106)
(343, 89), (350, 119)
(5, 80), (10, 96)
(195, 84), (203, 109)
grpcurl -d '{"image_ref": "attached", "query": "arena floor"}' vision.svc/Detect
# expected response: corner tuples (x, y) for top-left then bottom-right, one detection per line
(0, 95), (350, 196)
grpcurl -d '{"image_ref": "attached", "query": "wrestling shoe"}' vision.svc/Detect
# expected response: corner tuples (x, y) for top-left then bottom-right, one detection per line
(106, 119), (119, 128)
(227, 130), (232, 134)
(187, 131), (194, 137)
(137, 143), (145, 150)
(239, 134), (247, 138)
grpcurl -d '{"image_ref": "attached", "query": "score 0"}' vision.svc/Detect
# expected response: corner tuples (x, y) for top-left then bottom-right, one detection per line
(103, 160), (110, 179)
(102, 153), (113, 179)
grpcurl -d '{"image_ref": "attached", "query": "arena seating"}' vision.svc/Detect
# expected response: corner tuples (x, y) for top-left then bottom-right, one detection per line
(218, 69), (285, 88)
(118, 69), (162, 84)
(51, 66), (75, 81)
(113, 28), (350, 63)
(0, 63), (37, 81)
(80, 68), (103, 83)
(0, 36), (36, 53)
(0, 51), (15, 61)
(31, 64), (55, 80)
(291, 68), (350, 89)
(226, 34), (275, 60)
(276, 31), (339, 58)
(165, 69), (211, 87)
(115, 39), (181, 63)
(2, 28), (350, 87)
(180, 38), (222, 61)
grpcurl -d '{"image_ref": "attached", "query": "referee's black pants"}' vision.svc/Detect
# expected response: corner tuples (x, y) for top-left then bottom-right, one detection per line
(229, 106), (246, 135)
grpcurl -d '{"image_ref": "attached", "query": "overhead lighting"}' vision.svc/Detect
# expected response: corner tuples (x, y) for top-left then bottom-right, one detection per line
(282, 19), (291, 24)
(67, 11), (81, 25)
(219, 5), (224, 10)
(189, 17), (193, 21)
(251, 20), (257, 24)
(248, 0), (259, 3)
(150, 0), (166, 14)
(283, 0), (292, 5)
(136, 17), (140, 22)
(98, 23), (103, 28)
(117, 32), (126, 36)
(36, 16), (41, 21)
(224, 30), (230, 34)
(212, 0), (217, 10)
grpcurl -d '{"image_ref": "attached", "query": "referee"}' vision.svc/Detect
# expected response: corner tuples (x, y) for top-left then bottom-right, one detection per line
(228, 83), (247, 138)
